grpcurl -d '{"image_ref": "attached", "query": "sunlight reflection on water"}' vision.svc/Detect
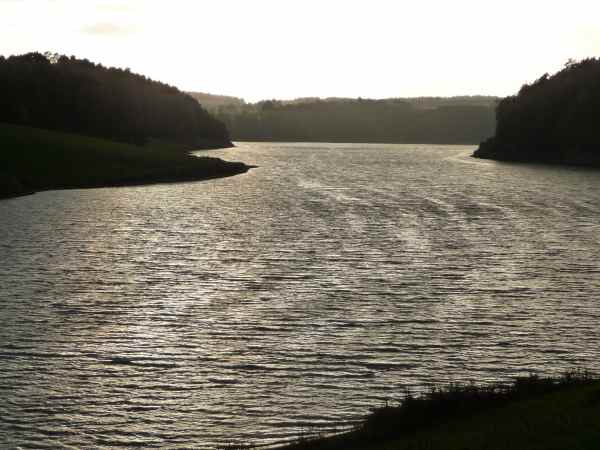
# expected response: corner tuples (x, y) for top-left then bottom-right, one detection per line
(1, 142), (600, 448)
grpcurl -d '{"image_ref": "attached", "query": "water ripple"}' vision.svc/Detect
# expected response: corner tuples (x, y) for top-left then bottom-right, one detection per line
(1, 143), (600, 448)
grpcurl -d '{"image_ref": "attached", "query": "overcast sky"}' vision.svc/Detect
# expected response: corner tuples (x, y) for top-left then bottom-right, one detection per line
(2, 0), (599, 102)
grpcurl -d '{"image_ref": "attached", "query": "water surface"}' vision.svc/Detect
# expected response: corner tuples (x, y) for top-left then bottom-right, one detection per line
(1, 143), (600, 448)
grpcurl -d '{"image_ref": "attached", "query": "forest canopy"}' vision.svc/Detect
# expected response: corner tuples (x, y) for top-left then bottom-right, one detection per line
(0, 52), (230, 148)
(474, 58), (600, 166)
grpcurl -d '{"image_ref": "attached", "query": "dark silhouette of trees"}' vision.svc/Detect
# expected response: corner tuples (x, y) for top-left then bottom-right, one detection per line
(0, 52), (230, 148)
(208, 96), (497, 144)
(474, 58), (600, 166)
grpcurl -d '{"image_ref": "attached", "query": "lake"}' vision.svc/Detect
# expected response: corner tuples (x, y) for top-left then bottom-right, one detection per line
(1, 142), (600, 448)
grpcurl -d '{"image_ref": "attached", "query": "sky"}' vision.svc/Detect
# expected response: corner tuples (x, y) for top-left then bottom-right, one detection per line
(2, 0), (600, 102)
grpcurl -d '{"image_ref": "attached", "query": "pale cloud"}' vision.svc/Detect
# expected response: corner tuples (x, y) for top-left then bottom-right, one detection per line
(1, 0), (600, 101)
(81, 22), (137, 37)
(96, 2), (140, 13)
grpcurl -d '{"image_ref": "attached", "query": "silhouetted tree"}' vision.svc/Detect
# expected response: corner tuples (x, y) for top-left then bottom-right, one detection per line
(474, 58), (600, 166)
(0, 52), (230, 147)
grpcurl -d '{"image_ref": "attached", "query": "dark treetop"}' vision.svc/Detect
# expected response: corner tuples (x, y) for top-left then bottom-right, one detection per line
(474, 58), (600, 167)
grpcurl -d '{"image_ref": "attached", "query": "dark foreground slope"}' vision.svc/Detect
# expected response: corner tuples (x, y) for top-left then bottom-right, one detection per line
(0, 123), (251, 200)
(474, 59), (600, 167)
(276, 373), (600, 450)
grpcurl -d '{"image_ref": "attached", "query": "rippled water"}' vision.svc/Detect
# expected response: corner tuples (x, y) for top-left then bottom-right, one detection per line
(1, 142), (600, 448)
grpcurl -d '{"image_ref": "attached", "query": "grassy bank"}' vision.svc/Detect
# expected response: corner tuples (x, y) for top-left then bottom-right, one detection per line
(272, 372), (599, 450)
(0, 123), (251, 199)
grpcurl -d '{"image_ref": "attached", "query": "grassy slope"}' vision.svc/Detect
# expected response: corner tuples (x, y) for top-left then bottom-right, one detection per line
(369, 382), (600, 450)
(280, 377), (600, 450)
(0, 123), (249, 198)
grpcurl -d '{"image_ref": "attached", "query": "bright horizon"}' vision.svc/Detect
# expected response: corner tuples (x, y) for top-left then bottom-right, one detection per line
(2, 0), (600, 103)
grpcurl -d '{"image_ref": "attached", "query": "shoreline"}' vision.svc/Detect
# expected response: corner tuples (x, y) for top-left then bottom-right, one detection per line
(472, 138), (600, 169)
(232, 138), (482, 146)
(472, 152), (600, 169)
(0, 123), (253, 202)
(269, 372), (599, 450)
(0, 160), (254, 202)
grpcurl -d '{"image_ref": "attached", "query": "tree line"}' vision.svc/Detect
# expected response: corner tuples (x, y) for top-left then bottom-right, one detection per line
(208, 97), (498, 144)
(0, 52), (230, 147)
(474, 58), (600, 165)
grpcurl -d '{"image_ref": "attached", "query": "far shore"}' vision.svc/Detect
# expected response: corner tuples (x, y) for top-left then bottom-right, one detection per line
(232, 138), (482, 146)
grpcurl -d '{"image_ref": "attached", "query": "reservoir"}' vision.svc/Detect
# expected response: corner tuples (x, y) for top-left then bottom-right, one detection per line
(1, 143), (600, 448)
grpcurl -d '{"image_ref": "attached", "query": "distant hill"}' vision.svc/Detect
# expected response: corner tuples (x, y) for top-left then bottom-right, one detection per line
(188, 92), (246, 109)
(0, 52), (231, 149)
(204, 96), (499, 144)
(266, 96), (499, 110)
(398, 96), (499, 110)
(474, 59), (600, 167)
